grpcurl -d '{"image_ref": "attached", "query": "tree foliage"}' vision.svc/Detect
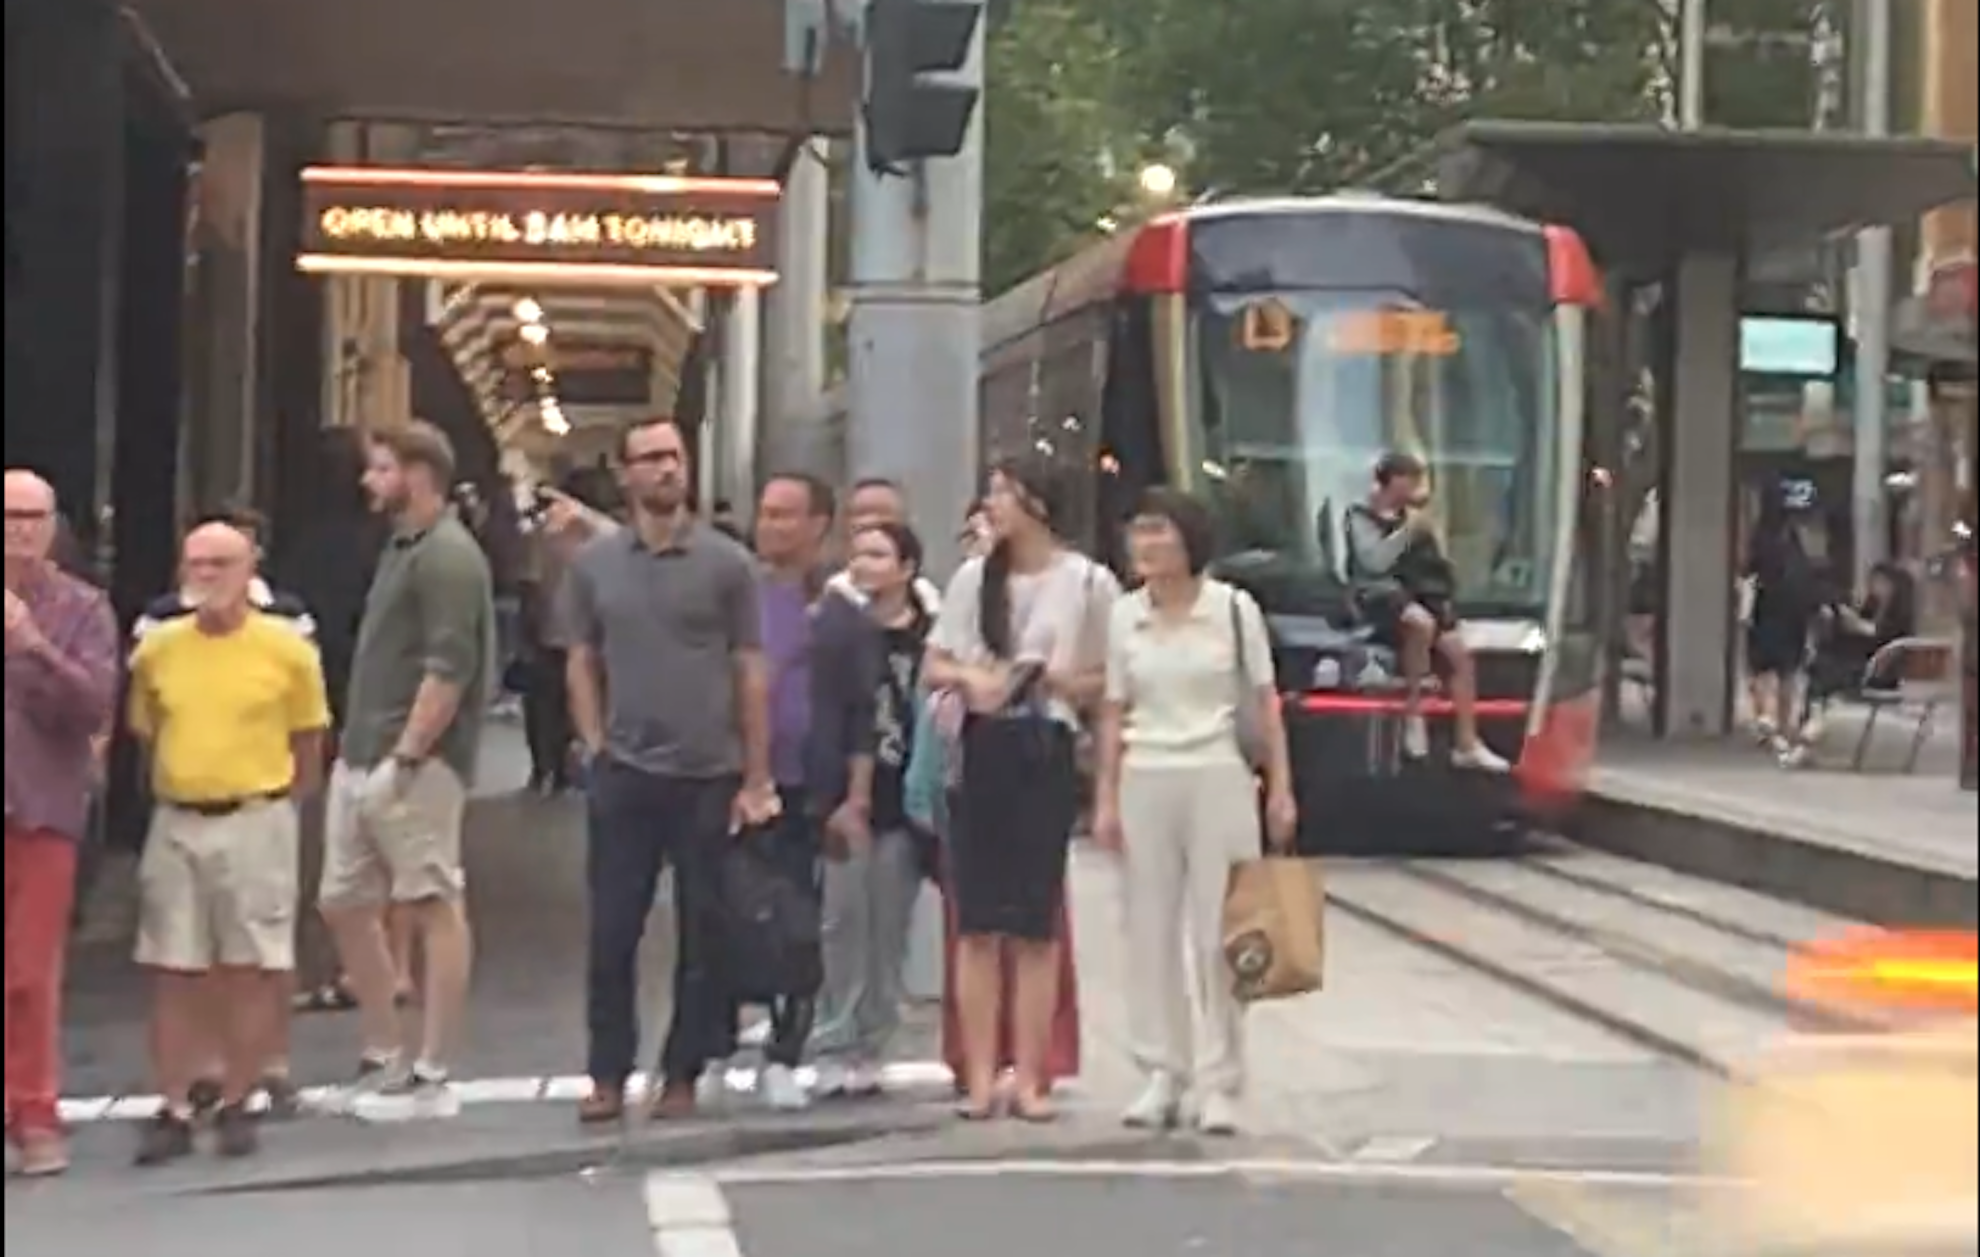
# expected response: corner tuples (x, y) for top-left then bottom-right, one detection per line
(980, 1), (1136, 295)
(981, 0), (1841, 292)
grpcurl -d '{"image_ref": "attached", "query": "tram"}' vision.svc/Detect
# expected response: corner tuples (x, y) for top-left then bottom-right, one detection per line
(852, 194), (1609, 851)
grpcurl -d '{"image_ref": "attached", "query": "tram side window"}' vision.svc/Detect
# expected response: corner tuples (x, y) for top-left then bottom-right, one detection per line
(1099, 301), (1160, 567)
(1036, 336), (1105, 550)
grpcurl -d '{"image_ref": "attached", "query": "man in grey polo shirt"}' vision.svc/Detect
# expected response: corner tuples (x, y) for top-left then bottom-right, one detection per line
(321, 421), (495, 1117)
(561, 415), (777, 1123)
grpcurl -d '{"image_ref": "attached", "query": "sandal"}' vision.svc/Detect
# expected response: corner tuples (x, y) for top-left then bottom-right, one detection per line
(1009, 1093), (1058, 1124)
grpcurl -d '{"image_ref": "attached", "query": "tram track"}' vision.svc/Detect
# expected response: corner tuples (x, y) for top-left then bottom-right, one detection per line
(1321, 846), (1883, 1081)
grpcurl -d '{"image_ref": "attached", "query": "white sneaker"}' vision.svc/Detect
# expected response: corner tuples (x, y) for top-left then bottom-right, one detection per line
(737, 1018), (772, 1050)
(1402, 716), (1431, 759)
(810, 1060), (852, 1099)
(843, 1061), (886, 1097)
(1195, 1091), (1240, 1137)
(1451, 743), (1511, 773)
(759, 1063), (810, 1112)
(1121, 1073), (1182, 1130)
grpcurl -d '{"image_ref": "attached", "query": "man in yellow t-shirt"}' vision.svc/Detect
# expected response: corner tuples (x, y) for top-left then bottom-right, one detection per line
(126, 522), (330, 1165)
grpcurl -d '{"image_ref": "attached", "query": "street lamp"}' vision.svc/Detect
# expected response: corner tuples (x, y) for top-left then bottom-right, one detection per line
(519, 321), (549, 347)
(1136, 162), (1178, 201)
(513, 296), (544, 324)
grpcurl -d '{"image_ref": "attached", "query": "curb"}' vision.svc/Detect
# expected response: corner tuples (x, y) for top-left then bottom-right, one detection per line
(1569, 791), (1978, 930)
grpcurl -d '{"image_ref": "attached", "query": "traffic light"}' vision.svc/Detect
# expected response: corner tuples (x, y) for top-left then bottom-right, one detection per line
(863, 0), (983, 174)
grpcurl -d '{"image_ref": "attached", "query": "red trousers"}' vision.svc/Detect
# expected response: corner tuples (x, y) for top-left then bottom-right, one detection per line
(4, 825), (77, 1136)
(939, 889), (1081, 1088)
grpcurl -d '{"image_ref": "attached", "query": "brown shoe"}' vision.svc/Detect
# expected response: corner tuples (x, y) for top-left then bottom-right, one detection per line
(15, 1130), (69, 1177)
(648, 1079), (697, 1121)
(213, 1104), (260, 1158)
(134, 1111), (195, 1168)
(576, 1083), (626, 1125)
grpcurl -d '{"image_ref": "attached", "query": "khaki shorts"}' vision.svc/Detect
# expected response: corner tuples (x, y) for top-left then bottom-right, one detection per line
(320, 759), (468, 909)
(135, 800), (300, 972)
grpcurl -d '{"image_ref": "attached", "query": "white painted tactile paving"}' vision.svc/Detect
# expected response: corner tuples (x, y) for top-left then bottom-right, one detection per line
(645, 1172), (746, 1257)
(54, 1060), (980, 1125)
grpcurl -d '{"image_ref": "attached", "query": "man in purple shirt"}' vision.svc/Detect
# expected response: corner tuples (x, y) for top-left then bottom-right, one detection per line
(742, 474), (841, 1110)
(4, 469), (119, 1177)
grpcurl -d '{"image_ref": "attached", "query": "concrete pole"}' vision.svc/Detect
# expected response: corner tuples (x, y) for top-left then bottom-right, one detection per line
(1679, 0), (1708, 129)
(718, 286), (763, 512)
(846, 9), (983, 581)
(1850, 0), (1894, 589)
(762, 139), (832, 475)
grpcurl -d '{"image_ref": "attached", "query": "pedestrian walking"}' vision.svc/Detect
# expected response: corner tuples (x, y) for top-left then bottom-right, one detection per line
(3, 469), (120, 1178)
(811, 520), (931, 1097)
(924, 458), (1119, 1121)
(320, 421), (496, 1117)
(1091, 489), (1297, 1137)
(562, 415), (777, 1124)
(127, 522), (330, 1164)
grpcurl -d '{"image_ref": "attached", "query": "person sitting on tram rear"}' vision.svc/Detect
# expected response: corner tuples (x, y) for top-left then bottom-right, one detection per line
(1343, 452), (1508, 772)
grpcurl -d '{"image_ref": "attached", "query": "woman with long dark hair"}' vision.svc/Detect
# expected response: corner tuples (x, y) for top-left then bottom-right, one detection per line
(923, 458), (1120, 1120)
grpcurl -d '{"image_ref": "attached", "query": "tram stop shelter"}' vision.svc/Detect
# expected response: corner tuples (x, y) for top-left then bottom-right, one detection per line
(1424, 120), (1976, 740)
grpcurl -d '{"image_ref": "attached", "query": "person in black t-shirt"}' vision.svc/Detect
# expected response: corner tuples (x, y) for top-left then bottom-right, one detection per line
(1344, 452), (1508, 772)
(810, 520), (932, 1098)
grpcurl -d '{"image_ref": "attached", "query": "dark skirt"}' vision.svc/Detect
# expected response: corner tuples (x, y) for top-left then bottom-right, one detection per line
(949, 713), (1079, 941)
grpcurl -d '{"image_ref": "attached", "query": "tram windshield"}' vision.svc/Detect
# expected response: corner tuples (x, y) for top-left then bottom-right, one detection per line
(1189, 288), (1561, 618)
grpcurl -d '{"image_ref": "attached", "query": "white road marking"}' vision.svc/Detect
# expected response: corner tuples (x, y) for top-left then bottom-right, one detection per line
(56, 1061), (971, 1124)
(1350, 1135), (1439, 1163)
(644, 1174), (733, 1230)
(646, 1173), (745, 1257)
(655, 1230), (745, 1257)
(706, 1158), (1738, 1192)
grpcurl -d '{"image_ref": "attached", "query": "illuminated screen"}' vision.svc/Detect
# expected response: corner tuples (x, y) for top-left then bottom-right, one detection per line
(1739, 316), (1838, 376)
(1327, 309), (1461, 357)
(295, 168), (781, 287)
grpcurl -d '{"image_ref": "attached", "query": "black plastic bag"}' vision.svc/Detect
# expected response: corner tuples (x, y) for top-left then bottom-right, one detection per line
(717, 832), (823, 1003)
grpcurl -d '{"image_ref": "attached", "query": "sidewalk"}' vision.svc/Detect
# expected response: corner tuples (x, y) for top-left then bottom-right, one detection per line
(58, 724), (942, 1106)
(1582, 706), (1976, 928)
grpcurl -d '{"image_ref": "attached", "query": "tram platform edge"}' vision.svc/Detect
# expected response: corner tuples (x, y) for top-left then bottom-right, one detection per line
(1566, 778), (1978, 932)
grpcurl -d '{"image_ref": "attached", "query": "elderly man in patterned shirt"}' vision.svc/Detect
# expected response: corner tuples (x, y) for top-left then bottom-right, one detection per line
(4, 469), (120, 1178)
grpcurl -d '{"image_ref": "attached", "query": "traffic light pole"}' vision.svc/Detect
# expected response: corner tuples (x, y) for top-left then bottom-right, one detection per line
(845, 8), (983, 578)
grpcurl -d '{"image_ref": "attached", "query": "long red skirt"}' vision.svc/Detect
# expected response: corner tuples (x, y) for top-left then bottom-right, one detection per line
(938, 886), (1081, 1089)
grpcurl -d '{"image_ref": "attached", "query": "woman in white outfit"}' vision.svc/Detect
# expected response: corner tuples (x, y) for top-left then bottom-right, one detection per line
(1093, 488), (1298, 1136)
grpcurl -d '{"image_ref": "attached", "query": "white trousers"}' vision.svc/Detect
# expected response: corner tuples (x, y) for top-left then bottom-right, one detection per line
(1119, 758), (1260, 1098)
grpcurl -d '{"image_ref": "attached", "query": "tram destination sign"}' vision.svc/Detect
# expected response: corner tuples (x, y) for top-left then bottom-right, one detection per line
(296, 167), (781, 287)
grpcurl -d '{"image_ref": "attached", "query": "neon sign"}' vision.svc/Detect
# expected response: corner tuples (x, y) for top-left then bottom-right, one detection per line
(296, 167), (780, 287)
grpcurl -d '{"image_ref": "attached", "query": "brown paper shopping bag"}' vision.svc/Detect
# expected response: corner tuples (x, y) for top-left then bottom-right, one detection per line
(1221, 856), (1325, 1004)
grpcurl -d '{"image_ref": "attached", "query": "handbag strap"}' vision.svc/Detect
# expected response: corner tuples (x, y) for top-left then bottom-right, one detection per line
(1227, 584), (1251, 701)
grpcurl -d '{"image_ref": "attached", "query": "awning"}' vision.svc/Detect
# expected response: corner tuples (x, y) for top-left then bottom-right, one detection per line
(125, 0), (858, 134)
(1430, 121), (1977, 278)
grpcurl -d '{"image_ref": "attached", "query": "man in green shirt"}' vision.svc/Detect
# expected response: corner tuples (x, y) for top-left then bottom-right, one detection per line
(320, 420), (495, 1118)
